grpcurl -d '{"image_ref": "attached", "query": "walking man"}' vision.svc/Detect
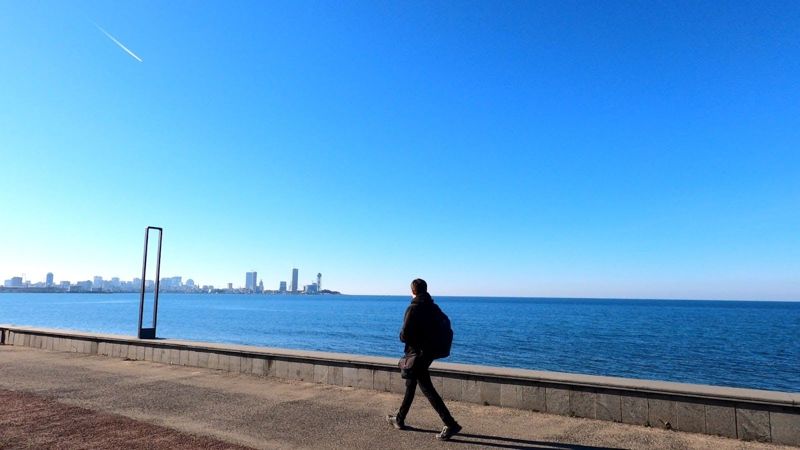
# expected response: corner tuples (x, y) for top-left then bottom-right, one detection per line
(386, 278), (461, 441)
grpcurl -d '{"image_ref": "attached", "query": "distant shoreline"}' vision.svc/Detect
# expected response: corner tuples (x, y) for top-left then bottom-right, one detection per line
(0, 287), (341, 296)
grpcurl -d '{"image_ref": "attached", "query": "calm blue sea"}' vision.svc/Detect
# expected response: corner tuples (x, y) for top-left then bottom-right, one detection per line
(1, 293), (798, 393)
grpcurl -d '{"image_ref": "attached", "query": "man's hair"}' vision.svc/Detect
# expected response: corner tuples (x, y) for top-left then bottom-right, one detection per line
(411, 278), (428, 295)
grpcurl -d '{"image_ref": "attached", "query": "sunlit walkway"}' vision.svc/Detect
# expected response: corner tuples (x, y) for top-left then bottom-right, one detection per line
(0, 346), (790, 450)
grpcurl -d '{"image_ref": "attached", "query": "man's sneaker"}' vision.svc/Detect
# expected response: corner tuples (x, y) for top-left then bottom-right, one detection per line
(385, 415), (407, 430)
(435, 423), (462, 441)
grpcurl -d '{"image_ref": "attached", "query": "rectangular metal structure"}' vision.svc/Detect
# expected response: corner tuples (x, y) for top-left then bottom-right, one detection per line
(138, 226), (163, 339)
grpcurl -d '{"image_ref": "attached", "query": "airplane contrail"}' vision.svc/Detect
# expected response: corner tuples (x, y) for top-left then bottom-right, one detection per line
(93, 22), (143, 62)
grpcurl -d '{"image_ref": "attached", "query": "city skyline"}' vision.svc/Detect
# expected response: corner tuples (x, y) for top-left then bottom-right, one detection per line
(0, 266), (797, 301)
(2, 267), (329, 295)
(1, 3), (799, 300)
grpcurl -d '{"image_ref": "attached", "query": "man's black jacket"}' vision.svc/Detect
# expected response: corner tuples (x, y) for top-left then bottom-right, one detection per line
(399, 292), (436, 355)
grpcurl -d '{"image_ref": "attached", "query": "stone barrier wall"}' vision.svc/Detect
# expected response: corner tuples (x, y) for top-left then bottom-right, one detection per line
(2, 325), (798, 446)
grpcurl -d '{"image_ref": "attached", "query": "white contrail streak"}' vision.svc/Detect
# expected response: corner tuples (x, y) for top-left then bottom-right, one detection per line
(93, 23), (143, 62)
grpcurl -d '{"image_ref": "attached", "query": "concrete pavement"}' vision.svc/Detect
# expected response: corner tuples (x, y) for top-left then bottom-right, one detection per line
(0, 346), (793, 450)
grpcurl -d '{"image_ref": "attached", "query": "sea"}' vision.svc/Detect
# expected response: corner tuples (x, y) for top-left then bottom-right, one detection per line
(1, 293), (798, 393)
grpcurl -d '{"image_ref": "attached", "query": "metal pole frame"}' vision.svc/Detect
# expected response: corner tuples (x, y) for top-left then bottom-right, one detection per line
(138, 226), (163, 339)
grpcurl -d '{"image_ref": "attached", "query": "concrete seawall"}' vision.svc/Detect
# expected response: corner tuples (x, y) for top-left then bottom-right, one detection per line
(2, 324), (798, 446)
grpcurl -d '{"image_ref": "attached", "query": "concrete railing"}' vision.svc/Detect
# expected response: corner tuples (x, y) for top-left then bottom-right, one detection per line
(2, 324), (798, 446)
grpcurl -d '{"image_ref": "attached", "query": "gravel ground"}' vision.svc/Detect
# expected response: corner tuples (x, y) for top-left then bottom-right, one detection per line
(0, 345), (794, 450)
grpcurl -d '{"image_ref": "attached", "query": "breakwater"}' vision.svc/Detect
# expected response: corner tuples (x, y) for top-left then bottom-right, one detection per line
(1, 324), (798, 446)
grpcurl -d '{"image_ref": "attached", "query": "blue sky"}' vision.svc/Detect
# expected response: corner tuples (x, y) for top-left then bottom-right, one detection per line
(1, 1), (798, 299)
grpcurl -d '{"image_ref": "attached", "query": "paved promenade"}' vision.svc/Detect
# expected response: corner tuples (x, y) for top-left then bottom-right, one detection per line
(0, 346), (793, 450)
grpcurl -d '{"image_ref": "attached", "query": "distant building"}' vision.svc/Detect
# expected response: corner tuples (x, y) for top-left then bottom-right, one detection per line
(186, 279), (195, 288)
(291, 268), (299, 293)
(279, 281), (287, 292)
(73, 280), (93, 292)
(46, 272), (54, 287)
(304, 283), (319, 294)
(246, 271), (258, 291)
(227, 283), (233, 290)
(161, 276), (182, 290)
(93, 276), (103, 289)
(59, 281), (70, 289)
(3, 277), (23, 288)
(317, 273), (322, 291)
(257, 280), (264, 293)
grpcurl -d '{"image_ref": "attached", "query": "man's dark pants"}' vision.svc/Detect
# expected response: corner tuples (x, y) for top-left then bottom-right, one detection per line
(397, 355), (457, 427)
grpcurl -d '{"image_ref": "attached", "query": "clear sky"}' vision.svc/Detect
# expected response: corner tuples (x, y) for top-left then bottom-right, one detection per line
(1, 1), (798, 299)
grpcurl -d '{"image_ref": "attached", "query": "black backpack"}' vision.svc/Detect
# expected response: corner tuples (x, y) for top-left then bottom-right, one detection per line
(425, 303), (453, 360)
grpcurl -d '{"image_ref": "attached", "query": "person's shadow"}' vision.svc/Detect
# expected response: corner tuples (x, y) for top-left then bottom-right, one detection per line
(405, 426), (624, 450)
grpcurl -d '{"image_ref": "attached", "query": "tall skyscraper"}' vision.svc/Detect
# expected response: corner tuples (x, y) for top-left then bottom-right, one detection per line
(279, 281), (287, 292)
(245, 271), (257, 291)
(291, 268), (299, 292)
(46, 272), (54, 287)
